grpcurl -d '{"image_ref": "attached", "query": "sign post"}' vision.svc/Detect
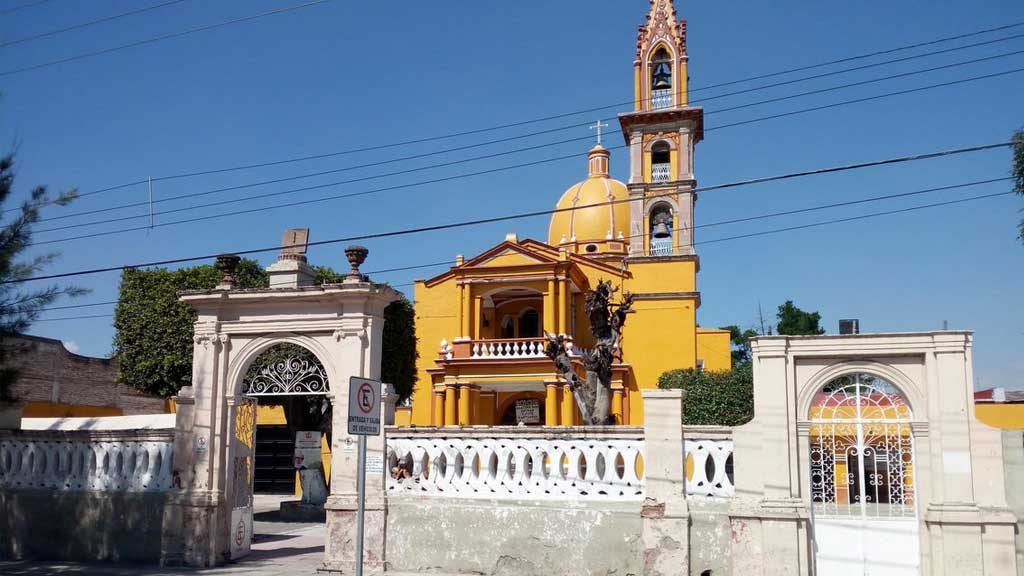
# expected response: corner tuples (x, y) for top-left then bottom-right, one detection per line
(348, 376), (381, 576)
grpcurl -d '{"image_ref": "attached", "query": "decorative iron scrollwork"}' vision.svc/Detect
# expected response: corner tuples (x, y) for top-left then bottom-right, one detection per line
(244, 356), (329, 396)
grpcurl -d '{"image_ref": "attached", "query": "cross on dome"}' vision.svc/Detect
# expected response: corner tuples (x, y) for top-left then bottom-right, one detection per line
(589, 119), (609, 145)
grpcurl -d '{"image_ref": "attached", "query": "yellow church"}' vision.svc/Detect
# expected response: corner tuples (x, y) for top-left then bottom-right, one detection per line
(407, 0), (731, 427)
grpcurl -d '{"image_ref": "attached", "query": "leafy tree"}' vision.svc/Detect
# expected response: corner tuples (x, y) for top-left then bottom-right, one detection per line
(1013, 129), (1024, 242)
(0, 152), (85, 400)
(776, 300), (825, 336)
(113, 261), (417, 399)
(112, 259), (266, 397)
(657, 364), (753, 426)
(720, 324), (759, 366)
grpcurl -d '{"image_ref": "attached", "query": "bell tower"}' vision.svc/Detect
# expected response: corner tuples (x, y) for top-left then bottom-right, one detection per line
(619, 0), (703, 258)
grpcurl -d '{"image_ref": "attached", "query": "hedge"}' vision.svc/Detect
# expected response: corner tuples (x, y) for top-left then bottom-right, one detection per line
(656, 363), (753, 426)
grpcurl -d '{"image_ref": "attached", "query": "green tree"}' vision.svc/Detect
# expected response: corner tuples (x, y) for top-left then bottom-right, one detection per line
(113, 261), (417, 399)
(1013, 129), (1024, 242)
(776, 300), (825, 336)
(657, 364), (753, 426)
(720, 324), (759, 366)
(0, 152), (85, 400)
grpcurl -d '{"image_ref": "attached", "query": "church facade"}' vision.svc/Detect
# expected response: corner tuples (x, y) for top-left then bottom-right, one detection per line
(408, 0), (731, 427)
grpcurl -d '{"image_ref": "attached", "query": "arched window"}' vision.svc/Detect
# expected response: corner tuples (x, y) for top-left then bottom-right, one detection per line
(518, 309), (540, 338)
(651, 141), (671, 182)
(500, 315), (515, 339)
(649, 203), (673, 256)
(808, 373), (915, 518)
(650, 47), (672, 109)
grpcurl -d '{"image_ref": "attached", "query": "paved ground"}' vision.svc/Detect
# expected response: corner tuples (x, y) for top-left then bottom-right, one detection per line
(0, 495), (330, 576)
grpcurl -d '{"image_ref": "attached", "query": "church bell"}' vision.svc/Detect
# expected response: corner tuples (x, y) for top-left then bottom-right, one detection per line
(652, 63), (672, 89)
(652, 221), (671, 239)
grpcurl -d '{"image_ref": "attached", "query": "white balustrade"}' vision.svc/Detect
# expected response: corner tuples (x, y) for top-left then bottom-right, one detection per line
(387, 432), (645, 501)
(651, 163), (671, 182)
(684, 438), (734, 497)
(0, 434), (174, 492)
(469, 338), (546, 359)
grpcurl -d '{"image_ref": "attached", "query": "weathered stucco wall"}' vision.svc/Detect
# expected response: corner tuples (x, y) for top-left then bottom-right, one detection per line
(0, 491), (166, 563)
(688, 500), (732, 576)
(1004, 430), (1024, 576)
(387, 497), (642, 575)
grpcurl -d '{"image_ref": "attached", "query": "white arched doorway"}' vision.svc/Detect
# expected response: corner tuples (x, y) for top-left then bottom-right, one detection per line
(160, 251), (400, 569)
(807, 372), (919, 575)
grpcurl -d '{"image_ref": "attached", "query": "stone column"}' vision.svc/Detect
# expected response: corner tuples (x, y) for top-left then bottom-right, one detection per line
(432, 388), (445, 427)
(557, 279), (568, 336)
(544, 279), (556, 335)
(444, 383), (457, 427)
(561, 384), (576, 426)
(323, 313), (388, 574)
(640, 389), (688, 575)
(545, 382), (560, 426)
(457, 384), (471, 426)
(458, 285), (471, 340)
(611, 388), (624, 425)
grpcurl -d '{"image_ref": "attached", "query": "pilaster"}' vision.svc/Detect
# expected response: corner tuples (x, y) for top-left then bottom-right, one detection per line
(640, 389), (688, 575)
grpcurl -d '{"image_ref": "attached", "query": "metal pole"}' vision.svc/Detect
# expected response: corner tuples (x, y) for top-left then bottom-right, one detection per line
(355, 434), (366, 576)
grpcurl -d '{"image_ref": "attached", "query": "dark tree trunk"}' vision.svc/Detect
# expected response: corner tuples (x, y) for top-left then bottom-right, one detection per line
(545, 280), (633, 425)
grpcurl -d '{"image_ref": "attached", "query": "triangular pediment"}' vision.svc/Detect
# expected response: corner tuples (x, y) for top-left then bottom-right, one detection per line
(465, 241), (557, 269)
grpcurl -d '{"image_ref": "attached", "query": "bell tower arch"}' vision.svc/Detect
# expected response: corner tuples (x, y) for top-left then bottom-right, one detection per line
(620, 0), (702, 257)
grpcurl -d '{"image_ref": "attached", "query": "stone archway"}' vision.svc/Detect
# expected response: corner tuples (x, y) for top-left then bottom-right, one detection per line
(160, 249), (400, 569)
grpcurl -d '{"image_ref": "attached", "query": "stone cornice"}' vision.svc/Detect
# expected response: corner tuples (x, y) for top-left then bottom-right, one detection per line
(618, 106), (704, 143)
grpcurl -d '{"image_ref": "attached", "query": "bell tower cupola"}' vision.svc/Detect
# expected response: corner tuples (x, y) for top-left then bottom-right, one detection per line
(619, 0), (703, 258)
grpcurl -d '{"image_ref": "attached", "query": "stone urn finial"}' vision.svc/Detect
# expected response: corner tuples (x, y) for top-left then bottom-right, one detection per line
(215, 254), (241, 288)
(344, 245), (369, 281)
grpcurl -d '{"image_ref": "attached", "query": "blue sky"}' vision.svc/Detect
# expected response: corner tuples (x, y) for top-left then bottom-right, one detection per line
(1, 0), (1022, 389)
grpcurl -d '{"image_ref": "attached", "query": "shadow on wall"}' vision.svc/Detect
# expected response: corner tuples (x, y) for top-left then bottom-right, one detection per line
(0, 491), (165, 563)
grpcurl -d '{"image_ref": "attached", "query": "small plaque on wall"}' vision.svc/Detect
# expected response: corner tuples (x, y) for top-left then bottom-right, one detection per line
(515, 399), (541, 424)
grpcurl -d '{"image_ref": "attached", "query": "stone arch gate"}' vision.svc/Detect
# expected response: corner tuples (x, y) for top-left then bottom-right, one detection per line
(160, 251), (400, 570)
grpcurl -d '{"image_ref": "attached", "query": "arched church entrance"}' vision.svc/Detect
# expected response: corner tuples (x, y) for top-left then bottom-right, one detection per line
(807, 372), (919, 575)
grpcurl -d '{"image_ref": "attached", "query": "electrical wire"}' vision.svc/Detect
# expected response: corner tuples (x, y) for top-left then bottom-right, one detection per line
(27, 188), (1015, 322)
(0, 0), (333, 77)
(9, 22), (1023, 216)
(0, 0), (52, 16)
(0, 0), (189, 48)
(31, 66), (1024, 244)
(8, 141), (1012, 284)
(34, 44), (1024, 229)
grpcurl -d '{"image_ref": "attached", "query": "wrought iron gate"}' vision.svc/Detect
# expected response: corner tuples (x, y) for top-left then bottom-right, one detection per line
(228, 397), (258, 560)
(808, 373), (919, 575)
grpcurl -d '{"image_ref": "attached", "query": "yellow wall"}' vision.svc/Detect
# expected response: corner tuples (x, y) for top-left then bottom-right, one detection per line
(975, 404), (1024, 429)
(696, 329), (732, 372)
(412, 278), (459, 425)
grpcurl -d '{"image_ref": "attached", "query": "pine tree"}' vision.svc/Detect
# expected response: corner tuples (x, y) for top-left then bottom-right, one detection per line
(0, 152), (85, 400)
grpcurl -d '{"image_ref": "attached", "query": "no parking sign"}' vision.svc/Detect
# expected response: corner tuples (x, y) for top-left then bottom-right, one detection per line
(347, 376), (381, 436)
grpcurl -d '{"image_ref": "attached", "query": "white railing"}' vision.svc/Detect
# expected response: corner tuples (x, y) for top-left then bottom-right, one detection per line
(471, 338), (546, 359)
(0, 430), (174, 492)
(386, 427), (645, 501)
(684, 427), (734, 498)
(651, 163), (671, 182)
(651, 88), (672, 110)
(649, 239), (673, 256)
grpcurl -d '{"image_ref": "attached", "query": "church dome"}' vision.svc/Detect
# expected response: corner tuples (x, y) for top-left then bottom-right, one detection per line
(547, 145), (631, 255)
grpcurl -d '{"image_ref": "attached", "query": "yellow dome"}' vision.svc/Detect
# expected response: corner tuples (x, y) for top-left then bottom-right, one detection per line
(548, 145), (631, 254)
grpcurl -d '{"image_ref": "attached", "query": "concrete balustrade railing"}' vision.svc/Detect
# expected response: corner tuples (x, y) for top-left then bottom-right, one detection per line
(386, 426), (646, 501)
(0, 429), (175, 492)
(683, 425), (735, 498)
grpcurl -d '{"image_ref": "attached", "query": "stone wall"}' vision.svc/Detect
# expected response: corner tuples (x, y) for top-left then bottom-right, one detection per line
(0, 427), (173, 563)
(3, 334), (165, 416)
(386, 498), (642, 575)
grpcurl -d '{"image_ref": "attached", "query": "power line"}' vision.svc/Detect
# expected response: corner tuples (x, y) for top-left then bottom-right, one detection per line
(10, 141), (1012, 283)
(0, 0), (52, 15)
(0, 0), (188, 48)
(0, 0), (333, 77)
(11, 22), (1024, 216)
(32, 67), (1024, 243)
(35, 45), (1024, 229)
(28, 188), (1014, 322)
